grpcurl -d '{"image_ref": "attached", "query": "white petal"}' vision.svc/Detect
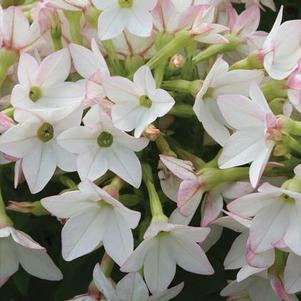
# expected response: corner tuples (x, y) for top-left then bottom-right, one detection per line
(126, 9), (153, 37)
(103, 210), (134, 266)
(148, 282), (184, 301)
(17, 246), (62, 281)
(0, 237), (18, 278)
(133, 65), (156, 95)
(108, 145), (142, 188)
(116, 273), (149, 301)
(62, 209), (106, 261)
(36, 48), (71, 88)
(17, 53), (39, 86)
(144, 237), (176, 294)
(22, 143), (57, 194)
(284, 253), (301, 294)
(168, 233), (214, 275)
(93, 263), (118, 301)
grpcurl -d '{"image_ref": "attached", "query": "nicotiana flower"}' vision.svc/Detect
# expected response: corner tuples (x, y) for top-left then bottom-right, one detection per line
(92, 263), (184, 301)
(0, 226), (62, 286)
(0, 107), (82, 193)
(41, 181), (141, 265)
(287, 63), (301, 113)
(92, 0), (158, 40)
(11, 49), (84, 116)
(0, 6), (42, 52)
(193, 57), (263, 146)
(121, 221), (213, 294)
(103, 65), (175, 138)
(217, 82), (278, 187)
(262, 6), (301, 80)
(57, 105), (148, 187)
(227, 181), (301, 256)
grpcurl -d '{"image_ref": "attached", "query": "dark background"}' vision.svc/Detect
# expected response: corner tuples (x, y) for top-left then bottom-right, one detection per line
(0, 1), (300, 300)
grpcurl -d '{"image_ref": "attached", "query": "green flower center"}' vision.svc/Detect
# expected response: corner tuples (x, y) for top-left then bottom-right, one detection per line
(29, 86), (43, 102)
(37, 123), (54, 142)
(139, 95), (152, 108)
(118, 0), (133, 8)
(97, 131), (113, 148)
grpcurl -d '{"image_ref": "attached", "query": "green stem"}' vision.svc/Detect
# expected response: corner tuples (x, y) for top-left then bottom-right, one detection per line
(169, 103), (195, 118)
(172, 145), (205, 170)
(155, 134), (177, 157)
(161, 79), (201, 96)
(261, 80), (287, 101)
(229, 51), (263, 70)
(64, 11), (83, 45)
(0, 187), (13, 227)
(142, 163), (168, 222)
(192, 34), (240, 64)
(0, 49), (19, 88)
(282, 118), (301, 136)
(147, 31), (193, 70)
(100, 253), (114, 277)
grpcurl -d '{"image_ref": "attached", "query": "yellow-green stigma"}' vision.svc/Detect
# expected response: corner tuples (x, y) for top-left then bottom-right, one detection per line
(139, 95), (152, 108)
(118, 0), (133, 8)
(29, 86), (43, 102)
(97, 131), (113, 148)
(37, 123), (54, 142)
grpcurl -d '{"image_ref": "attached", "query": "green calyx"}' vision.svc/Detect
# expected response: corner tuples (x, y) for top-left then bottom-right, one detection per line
(97, 131), (113, 148)
(29, 86), (43, 102)
(37, 123), (54, 142)
(139, 95), (152, 108)
(118, 0), (133, 8)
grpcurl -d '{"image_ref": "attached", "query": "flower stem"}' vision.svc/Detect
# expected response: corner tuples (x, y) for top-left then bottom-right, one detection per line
(0, 49), (18, 88)
(64, 11), (83, 45)
(142, 163), (168, 222)
(161, 79), (201, 96)
(155, 134), (177, 157)
(192, 34), (240, 65)
(0, 187), (13, 228)
(100, 253), (114, 277)
(147, 31), (193, 70)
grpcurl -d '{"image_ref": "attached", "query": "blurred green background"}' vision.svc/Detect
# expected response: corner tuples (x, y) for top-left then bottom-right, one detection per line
(0, 1), (300, 300)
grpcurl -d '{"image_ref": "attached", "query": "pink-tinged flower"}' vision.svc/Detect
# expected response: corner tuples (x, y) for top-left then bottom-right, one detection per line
(215, 213), (274, 281)
(44, 0), (91, 11)
(270, 274), (298, 301)
(189, 6), (229, 44)
(0, 108), (82, 193)
(0, 226), (62, 286)
(92, 263), (184, 301)
(159, 155), (254, 226)
(221, 274), (284, 301)
(262, 6), (301, 80)
(92, 0), (158, 40)
(0, 6), (42, 52)
(69, 40), (110, 107)
(41, 181), (141, 265)
(121, 221), (213, 294)
(103, 65), (175, 138)
(217, 83), (278, 187)
(193, 57), (263, 146)
(284, 253), (301, 295)
(228, 182), (301, 256)
(287, 62), (301, 113)
(11, 49), (84, 115)
(57, 105), (148, 188)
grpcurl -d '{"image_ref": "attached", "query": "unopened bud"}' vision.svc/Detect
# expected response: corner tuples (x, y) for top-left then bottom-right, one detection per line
(143, 124), (160, 141)
(7, 201), (48, 216)
(169, 54), (186, 69)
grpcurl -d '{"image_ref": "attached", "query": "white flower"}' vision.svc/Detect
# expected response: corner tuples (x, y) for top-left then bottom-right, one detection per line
(217, 82), (277, 187)
(121, 221), (213, 294)
(0, 108), (82, 193)
(93, 263), (184, 301)
(41, 181), (141, 265)
(193, 57), (264, 146)
(57, 104), (149, 188)
(262, 6), (301, 80)
(0, 226), (62, 286)
(92, 0), (158, 40)
(11, 49), (83, 117)
(103, 65), (175, 138)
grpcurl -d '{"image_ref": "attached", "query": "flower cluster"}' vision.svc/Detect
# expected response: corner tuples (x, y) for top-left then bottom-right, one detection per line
(1, 0), (301, 300)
